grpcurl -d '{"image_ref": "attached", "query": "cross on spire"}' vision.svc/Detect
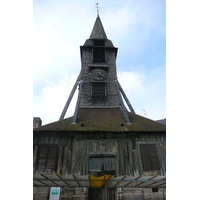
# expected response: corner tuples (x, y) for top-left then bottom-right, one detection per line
(95, 3), (100, 15)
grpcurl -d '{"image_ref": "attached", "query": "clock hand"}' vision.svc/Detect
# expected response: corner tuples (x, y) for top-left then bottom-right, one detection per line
(97, 72), (104, 77)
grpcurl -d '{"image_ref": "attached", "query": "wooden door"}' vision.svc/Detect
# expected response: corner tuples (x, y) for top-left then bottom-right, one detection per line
(88, 156), (117, 200)
(88, 188), (116, 200)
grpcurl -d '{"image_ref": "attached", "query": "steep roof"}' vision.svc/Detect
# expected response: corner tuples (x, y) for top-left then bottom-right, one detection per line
(33, 109), (166, 133)
(89, 15), (107, 39)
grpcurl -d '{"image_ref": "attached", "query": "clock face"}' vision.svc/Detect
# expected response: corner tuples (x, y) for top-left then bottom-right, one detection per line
(90, 69), (106, 81)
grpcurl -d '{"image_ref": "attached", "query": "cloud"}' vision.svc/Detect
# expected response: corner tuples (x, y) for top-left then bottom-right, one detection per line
(118, 67), (166, 120)
(118, 71), (145, 96)
(33, 72), (79, 125)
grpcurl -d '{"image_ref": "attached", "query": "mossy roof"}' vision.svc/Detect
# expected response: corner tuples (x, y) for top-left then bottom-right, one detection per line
(33, 108), (166, 133)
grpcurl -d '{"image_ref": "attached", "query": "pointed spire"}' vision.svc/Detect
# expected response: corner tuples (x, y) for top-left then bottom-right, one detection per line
(89, 15), (107, 40)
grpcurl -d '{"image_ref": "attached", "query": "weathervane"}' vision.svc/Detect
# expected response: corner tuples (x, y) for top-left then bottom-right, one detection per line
(142, 109), (146, 116)
(95, 3), (101, 15)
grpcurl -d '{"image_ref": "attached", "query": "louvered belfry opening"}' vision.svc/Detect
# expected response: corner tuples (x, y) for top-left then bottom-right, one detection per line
(36, 146), (58, 171)
(93, 47), (105, 62)
(92, 82), (106, 98)
(140, 144), (160, 171)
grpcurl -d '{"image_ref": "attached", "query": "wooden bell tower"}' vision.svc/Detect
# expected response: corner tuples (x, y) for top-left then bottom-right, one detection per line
(59, 14), (135, 124)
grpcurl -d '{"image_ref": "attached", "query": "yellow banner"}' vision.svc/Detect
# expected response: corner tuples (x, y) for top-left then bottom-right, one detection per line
(89, 174), (113, 187)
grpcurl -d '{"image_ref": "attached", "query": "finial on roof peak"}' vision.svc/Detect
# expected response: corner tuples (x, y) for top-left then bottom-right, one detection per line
(95, 2), (100, 16)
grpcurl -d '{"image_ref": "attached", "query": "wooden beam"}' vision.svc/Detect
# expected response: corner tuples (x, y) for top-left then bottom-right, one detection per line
(148, 175), (157, 180)
(134, 175), (141, 180)
(72, 80), (83, 124)
(135, 182), (145, 187)
(117, 80), (135, 114)
(59, 73), (81, 120)
(56, 174), (69, 187)
(124, 181), (132, 187)
(114, 176), (126, 187)
(57, 146), (63, 174)
(73, 174), (80, 186)
(115, 81), (131, 124)
(145, 182), (157, 187)
(155, 182), (166, 187)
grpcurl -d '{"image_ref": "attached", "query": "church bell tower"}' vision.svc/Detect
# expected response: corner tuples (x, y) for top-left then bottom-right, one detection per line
(59, 14), (135, 124)
(80, 14), (119, 108)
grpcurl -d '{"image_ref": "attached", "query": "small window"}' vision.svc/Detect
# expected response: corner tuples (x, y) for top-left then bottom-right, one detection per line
(140, 144), (160, 171)
(37, 146), (58, 171)
(152, 188), (158, 192)
(92, 82), (106, 98)
(93, 48), (105, 62)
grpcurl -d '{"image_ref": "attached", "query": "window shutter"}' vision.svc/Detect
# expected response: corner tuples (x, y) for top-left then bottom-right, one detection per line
(37, 146), (58, 171)
(37, 147), (48, 169)
(37, 158), (46, 169)
(140, 144), (160, 170)
(48, 147), (57, 157)
(39, 147), (48, 157)
(46, 147), (58, 169)
(46, 158), (57, 169)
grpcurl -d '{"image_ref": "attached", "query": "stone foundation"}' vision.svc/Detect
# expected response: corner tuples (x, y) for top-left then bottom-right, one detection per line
(33, 187), (166, 200)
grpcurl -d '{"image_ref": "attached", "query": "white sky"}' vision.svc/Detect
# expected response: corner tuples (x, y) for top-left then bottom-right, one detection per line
(33, 0), (166, 125)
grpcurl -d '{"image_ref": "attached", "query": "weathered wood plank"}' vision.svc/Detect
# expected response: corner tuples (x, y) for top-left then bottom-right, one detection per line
(56, 146), (63, 174)
(118, 140), (124, 175)
(70, 138), (76, 174)
(44, 132), (48, 144)
(157, 133), (160, 141)
(88, 140), (93, 153)
(136, 143), (142, 175)
(109, 140), (112, 153)
(127, 140), (134, 175)
(96, 140), (100, 153)
(80, 141), (85, 175)
(157, 143), (166, 175)
(38, 134), (44, 144)
(33, 146), (38, 172)
(72, 141), (83, 174)
(146, 134), (148, 142)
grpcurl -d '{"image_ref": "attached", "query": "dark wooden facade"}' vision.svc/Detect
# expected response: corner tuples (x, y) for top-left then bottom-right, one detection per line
(34, 131), (166, 177)
(33, 113), (166, 200)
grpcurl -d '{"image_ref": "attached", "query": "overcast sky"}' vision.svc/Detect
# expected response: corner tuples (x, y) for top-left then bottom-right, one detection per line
(33, 0), (166, 125)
